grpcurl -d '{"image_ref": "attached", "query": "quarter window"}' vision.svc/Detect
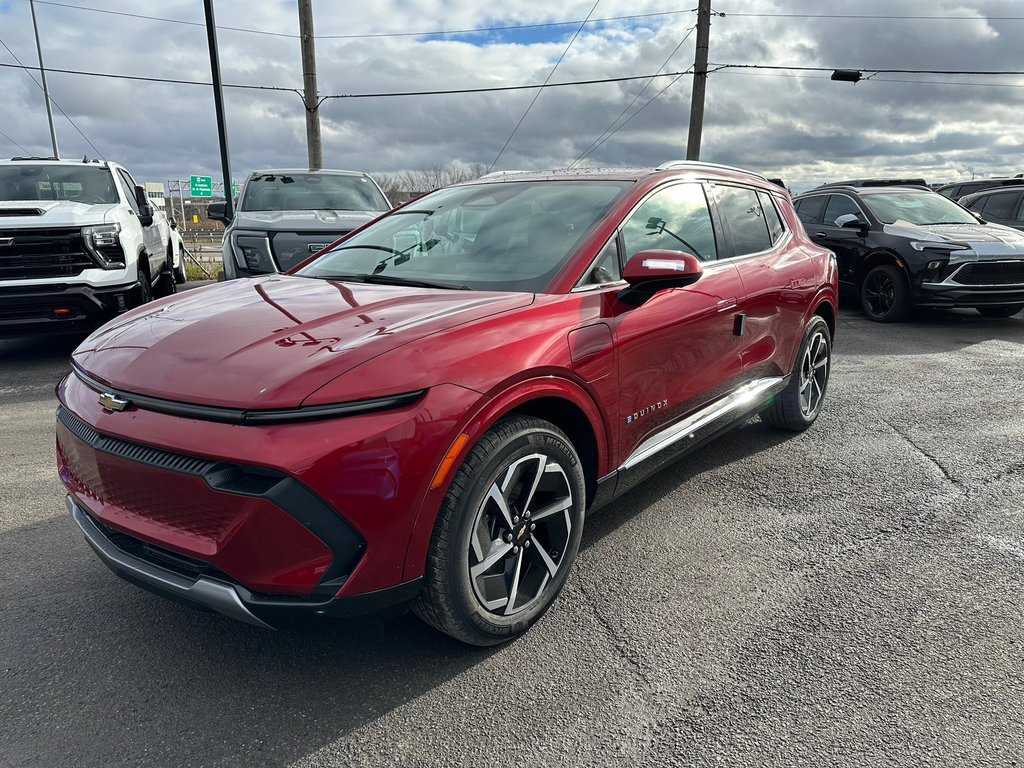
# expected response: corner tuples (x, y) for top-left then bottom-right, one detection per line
(717, 185), (772, 256)
(758, 191), (786, 244)
(621, 183), (717, 262)
(979, 192), (1018, 220)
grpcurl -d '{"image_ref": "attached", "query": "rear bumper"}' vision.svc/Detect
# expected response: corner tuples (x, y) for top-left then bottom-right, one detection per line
(69, 496), (422, 627)
(0, 281), (140, 336)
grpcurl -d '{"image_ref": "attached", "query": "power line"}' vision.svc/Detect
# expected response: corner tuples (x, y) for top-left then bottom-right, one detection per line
(713, 10), (1024, 20)
(708, 63), (1024, 76)
(570, 25), (697, 168)
(489, 0), (601, 172)
(29, 1), (698, 41)
(713, 69), (1024, 89)
(0, 35), (103, 157)
(0, 126), (30, 153)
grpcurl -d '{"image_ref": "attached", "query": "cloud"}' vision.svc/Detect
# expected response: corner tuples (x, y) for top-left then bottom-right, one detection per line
(0, 0), (1022, 193)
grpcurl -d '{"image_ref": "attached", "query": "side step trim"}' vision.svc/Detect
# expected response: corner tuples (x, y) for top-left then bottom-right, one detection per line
(620, 377), (785, 471)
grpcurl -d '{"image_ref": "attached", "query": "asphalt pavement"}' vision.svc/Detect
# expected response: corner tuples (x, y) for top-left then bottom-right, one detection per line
(1, 298), (1022, 768)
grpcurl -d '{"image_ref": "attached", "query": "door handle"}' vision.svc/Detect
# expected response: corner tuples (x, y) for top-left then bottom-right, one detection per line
(717, 297), (737, 312)
(814, 232), (827, 238)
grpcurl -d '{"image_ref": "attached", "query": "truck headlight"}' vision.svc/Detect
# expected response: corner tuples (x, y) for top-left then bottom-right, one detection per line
(231, 231), (275, 272)
(81, 223), (125, 269)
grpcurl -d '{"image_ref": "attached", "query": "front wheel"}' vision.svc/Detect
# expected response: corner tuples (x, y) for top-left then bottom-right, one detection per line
(761, 315), (832, 432)
(414, 415), (586, 646)
(861, 264), (911, 322)
(976, 305), (1022, 318)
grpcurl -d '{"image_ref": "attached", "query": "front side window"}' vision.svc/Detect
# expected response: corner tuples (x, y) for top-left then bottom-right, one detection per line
(0, 165), (118, 204)
(822, 195), (863, 226)
(116, 169), (140, 214)
(240, 173), (389, 213)
(861, 190), (978, 225)
(978, 192), (1018, 220)
(716, 185), (772, 256)
(621, 183), (717, 262)
(300, 180), (631, 293)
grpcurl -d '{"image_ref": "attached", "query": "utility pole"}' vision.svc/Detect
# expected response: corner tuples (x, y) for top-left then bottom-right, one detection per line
(298, 0), (323, 170)
(203, 0), (234, 220)
(29, 0), (59, 158)
(686, 0), (711, 161)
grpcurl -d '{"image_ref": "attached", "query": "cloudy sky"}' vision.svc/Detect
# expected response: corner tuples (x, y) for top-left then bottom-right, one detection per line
(1, 0), (1022, 193)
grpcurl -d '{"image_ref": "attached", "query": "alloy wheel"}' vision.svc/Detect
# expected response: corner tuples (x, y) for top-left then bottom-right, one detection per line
(864, 271), (895, 317)
(799, 331), (829, 418)
(467, 453), (573, 617)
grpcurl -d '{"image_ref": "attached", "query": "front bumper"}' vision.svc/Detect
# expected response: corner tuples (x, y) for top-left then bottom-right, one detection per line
(917, 259), (1024, 308)
(0, 281), (140, 336)
(69, 496), (422, 628)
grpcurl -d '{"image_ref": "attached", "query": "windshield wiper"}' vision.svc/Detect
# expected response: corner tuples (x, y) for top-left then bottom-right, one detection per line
(310, 273), (468, 290)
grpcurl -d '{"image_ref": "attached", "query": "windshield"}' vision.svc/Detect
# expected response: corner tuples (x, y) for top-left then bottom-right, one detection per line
(297, 180), (632, 293)
(862, 190), (979, 225)
(239, 172), (388, 212)
(0, 165), (118, 204)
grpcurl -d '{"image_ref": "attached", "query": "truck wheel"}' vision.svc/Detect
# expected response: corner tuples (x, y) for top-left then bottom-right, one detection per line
(154, 247), (177, 297)
(174, 265), (187, 285)
(137, 264), (153, 305)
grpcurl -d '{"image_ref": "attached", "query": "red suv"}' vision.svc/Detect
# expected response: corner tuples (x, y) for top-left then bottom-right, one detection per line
(57, 162), (837, 645)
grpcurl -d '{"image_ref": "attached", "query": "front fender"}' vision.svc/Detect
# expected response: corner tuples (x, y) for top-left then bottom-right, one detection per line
(400, 375), (610, 582)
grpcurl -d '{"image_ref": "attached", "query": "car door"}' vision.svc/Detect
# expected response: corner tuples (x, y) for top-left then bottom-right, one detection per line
(975, 190), (1023, 229)
(809, 193), (872, 287)
(715, 184), (817, 381)
(116, 168), (163, 276)
(607, 182), (746, 468)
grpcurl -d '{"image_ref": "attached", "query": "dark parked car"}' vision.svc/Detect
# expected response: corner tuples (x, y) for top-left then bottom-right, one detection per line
(58, 161), (837, 645)
(935, 176), (1024, 200)
(794, 185), (1024, 321)
(959, 186), (1024, 232)
(211, 168), (391, 279)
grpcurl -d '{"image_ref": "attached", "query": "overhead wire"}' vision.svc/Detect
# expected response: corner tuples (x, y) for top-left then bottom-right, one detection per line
(487, 0), (600, 172)
(0, 35), (104, 157)
(0, 126), (30, 154)
(570, 24), (696, 168)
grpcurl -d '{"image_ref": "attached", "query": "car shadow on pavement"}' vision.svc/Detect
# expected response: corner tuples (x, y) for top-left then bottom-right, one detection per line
(836, 305), (1023, 356)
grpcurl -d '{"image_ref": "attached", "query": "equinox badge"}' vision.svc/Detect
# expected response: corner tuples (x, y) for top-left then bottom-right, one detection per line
(98, 392), (130, 412)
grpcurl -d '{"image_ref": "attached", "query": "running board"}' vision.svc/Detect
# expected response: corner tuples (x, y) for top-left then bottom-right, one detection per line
(619, 377), (786, 471)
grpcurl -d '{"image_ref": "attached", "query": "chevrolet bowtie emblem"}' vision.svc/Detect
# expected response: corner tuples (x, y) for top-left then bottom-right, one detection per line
(98, 392), (131, 412)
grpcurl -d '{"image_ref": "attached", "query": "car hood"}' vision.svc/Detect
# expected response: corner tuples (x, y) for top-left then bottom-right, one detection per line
(72, 275), (534, 409)
(231, 209), (380, 233)
(885, 220), (1024, 256)
(0, 199), (119, 227)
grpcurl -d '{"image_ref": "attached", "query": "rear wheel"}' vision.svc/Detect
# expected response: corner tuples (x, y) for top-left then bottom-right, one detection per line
(976, 305), (1022, 318)
(861, 264), (911, 322)
(414, 415), (586, 646)
(761, 315), (831, 432)
(154, 246), (177, 298)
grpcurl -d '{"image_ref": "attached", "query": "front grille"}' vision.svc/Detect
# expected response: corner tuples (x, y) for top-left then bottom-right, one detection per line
(271, 230), (351, 271)
(951, 261), (1024, 286)
(0, 227), (96, 280)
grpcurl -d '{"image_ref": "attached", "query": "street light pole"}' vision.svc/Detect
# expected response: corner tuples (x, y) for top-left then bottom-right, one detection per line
(29, 0), (59, 158)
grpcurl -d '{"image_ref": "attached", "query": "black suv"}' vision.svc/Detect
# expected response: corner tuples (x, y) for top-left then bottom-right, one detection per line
(959, 186), (1024, 232)
(793, 185), (1024, 321)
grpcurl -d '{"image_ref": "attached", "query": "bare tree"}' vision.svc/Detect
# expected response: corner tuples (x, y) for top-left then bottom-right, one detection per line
(375, 162), (488, 204)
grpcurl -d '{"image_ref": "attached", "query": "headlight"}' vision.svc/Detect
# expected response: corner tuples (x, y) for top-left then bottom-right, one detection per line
(231, 231), (275, 272)
(909, 241), (969, 252)
(81, 223), (125, 268)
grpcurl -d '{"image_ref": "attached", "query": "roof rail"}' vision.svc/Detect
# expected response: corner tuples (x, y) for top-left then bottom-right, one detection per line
(9, 156), (60, 162)
(655, 160), (769, 182)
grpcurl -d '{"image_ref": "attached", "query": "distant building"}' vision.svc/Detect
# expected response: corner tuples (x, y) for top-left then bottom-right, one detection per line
(144, 182), (165, 200)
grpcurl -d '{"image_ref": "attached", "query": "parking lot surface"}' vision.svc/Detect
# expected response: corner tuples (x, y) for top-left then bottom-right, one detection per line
(1, 303), (1022, 767)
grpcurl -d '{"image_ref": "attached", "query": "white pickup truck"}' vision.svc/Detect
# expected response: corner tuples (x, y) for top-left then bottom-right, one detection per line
(0, 157), (180, 336)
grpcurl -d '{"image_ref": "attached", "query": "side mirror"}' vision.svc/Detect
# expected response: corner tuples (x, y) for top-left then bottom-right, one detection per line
(134, 185), (154, 227)
(835, 213), (868, 232)
(617, 249), (703, 306)
(207, 201), (231, 224)
(169, 219), (178, 230)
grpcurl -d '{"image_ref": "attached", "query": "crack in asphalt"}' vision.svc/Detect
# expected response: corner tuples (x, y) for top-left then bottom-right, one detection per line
(881, 418), (967, 494)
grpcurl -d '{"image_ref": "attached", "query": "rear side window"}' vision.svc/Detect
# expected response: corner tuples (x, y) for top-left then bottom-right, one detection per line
(822, 195), (862, 226)
(717, 185), (771, 256)
(794, 195), (825, 225)
(757, 191), (786, 244)
(621, 183), (718, 262)
(979, 192), (1019, 220)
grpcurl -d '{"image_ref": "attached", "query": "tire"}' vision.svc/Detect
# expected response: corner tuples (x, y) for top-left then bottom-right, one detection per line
(174, 265), (187, 285)
(976, 305), (1022, 318)
(861, 264), (911, 322)
(137, 263), (153, 305)
(761, 314), (832, 432)
(414, 415), (586, 646)
(154, 247), (177, 298)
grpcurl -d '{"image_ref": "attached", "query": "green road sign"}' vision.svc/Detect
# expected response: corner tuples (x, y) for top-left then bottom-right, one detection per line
(190, 175), (213, 197)
(232, 179), (238, 199)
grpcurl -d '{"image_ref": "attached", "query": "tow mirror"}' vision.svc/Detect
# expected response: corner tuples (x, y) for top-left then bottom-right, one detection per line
(617, 249), (703, 306)
(134, 186), (154, 227)
(207, 201), (231, 224)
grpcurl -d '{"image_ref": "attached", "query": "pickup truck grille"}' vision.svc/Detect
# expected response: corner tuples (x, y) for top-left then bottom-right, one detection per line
(271, 231), (351, 271)
(0, 227), (96, 280)
(951, 261), (1024, 286)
